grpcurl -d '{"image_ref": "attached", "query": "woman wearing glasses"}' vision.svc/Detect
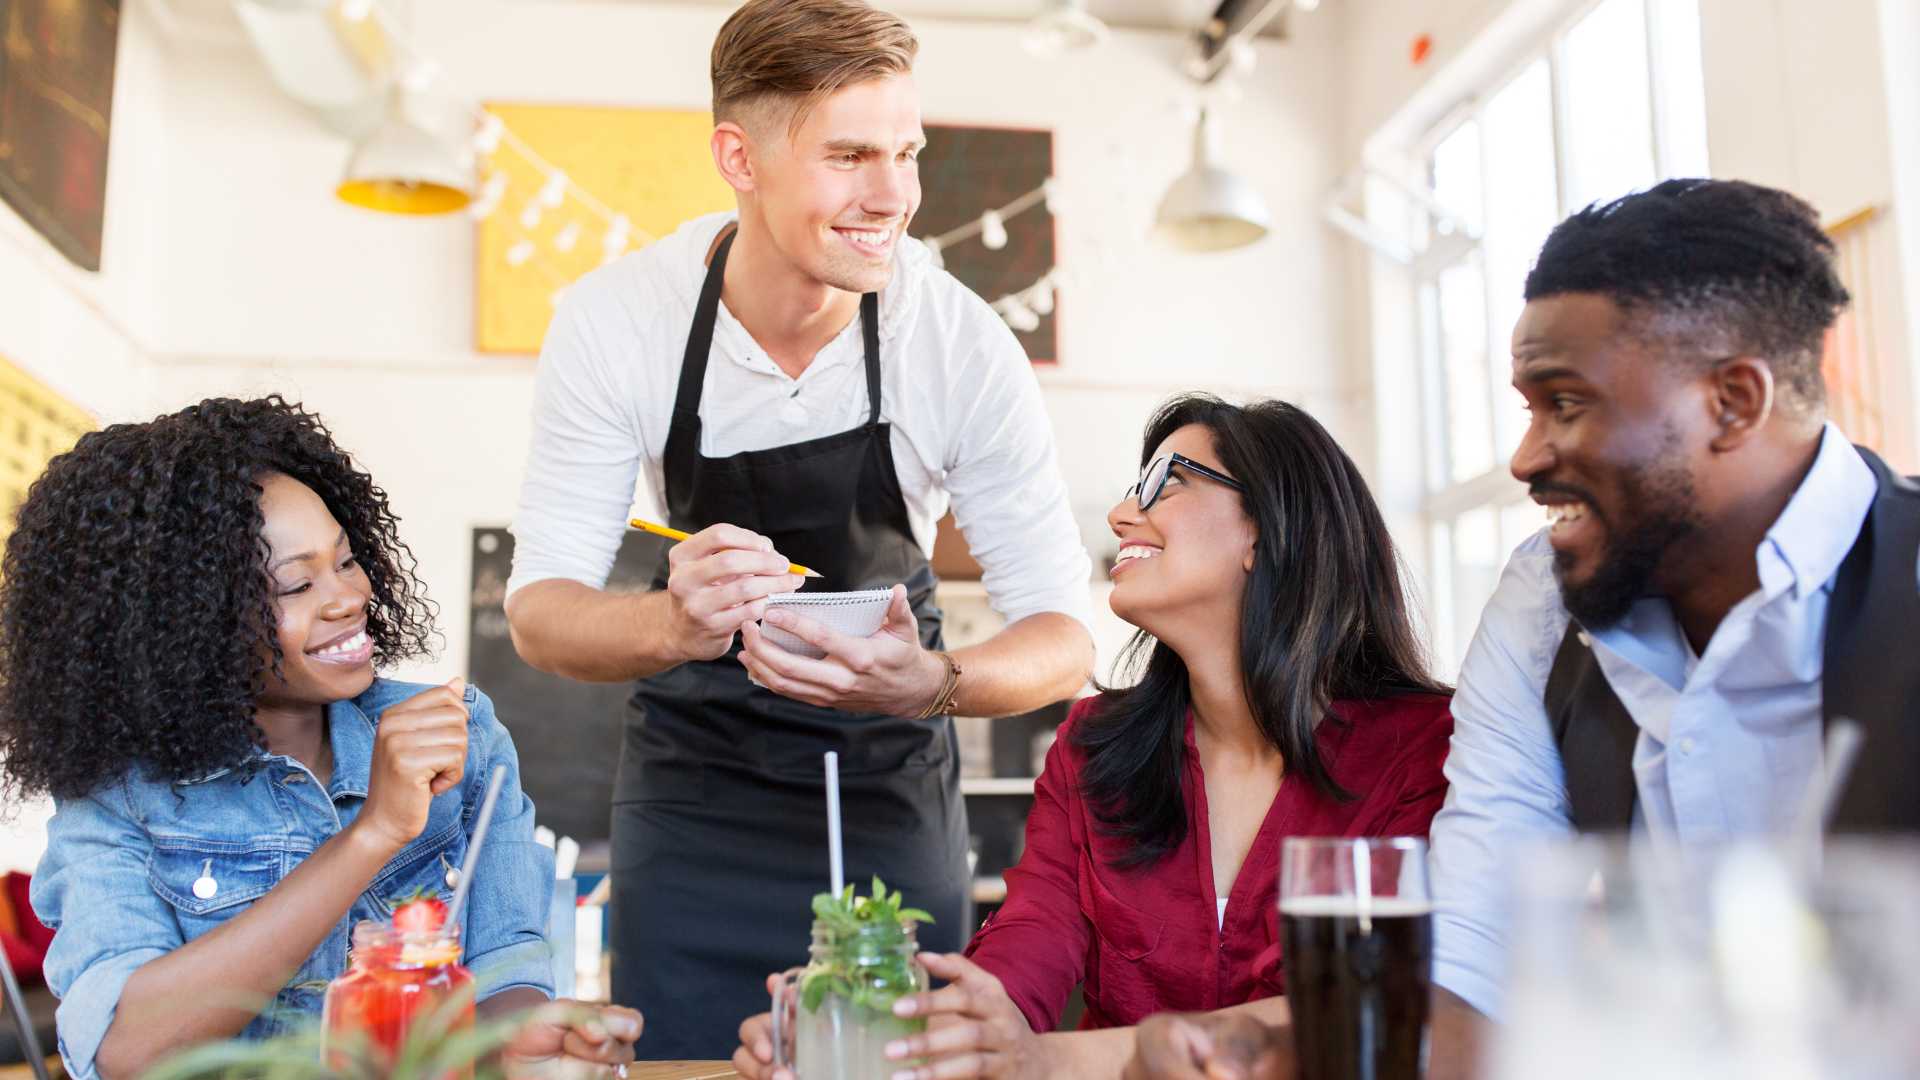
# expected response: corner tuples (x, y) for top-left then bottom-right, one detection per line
(734, 393), (1454, 1078)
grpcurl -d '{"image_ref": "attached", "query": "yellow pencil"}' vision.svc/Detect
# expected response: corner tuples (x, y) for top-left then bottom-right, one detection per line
(628, 518), (825, 579)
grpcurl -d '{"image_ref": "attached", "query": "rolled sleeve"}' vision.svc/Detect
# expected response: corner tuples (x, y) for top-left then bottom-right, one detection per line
(507, 287), (648, 600)
(1428, 534), (1575, 1020)
(941, 326), (1093, 630)
(461, 689), (557, 1001)
(31, 784), (182, 1080)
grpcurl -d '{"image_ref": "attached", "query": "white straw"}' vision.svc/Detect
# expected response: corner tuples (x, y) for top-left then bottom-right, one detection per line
(1817, 718), (1865, 831)
(825, 751), (845, 896)
(444, 764), (508, 934)
(1353, 840), (1374, 936)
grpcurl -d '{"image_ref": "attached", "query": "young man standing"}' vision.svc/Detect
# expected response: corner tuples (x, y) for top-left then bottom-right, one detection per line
(504, 0), (1094, 1058)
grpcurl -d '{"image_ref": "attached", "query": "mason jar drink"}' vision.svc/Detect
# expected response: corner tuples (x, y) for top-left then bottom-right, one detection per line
(771, 891), (930, 1080)
(321, 920), (476, 1079)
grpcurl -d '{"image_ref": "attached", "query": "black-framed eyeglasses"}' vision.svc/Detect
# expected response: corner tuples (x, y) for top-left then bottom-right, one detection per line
(1126, 452), (1246, 511)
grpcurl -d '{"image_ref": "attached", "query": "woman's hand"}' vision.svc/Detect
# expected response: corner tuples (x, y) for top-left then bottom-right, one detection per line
(883, 952), (1050, 1079)
(501, 1000), (643, 1079)
(348, 679), (470, 855)
(732, 973), (794, 1080)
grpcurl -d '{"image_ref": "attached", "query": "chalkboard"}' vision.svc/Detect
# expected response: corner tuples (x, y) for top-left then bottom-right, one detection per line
(467, 527), (671, 844)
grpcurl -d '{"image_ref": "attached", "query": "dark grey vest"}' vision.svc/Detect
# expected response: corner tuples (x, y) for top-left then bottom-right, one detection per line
(1544, 446), (1920, 832)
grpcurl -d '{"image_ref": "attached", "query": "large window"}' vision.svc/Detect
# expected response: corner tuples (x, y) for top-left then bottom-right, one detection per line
(1394, 0), (1710, 670)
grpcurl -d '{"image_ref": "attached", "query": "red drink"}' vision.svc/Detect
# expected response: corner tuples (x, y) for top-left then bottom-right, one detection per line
(322, 920), (475, 1078)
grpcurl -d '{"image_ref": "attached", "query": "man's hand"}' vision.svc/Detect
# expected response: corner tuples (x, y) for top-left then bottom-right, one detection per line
(501, 1000), (642, 1079)
(1124, 1012), (1293, 1080)
(737, 584), (946, 716)
(663, 524), (804, 663)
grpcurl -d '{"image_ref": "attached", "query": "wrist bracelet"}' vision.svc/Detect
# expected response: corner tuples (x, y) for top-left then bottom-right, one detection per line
(915, 651), (963, 720)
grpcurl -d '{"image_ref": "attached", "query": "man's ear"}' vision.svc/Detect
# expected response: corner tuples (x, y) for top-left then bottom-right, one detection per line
(1707, 356), (1775, 453)
(712, 121), (757, 195)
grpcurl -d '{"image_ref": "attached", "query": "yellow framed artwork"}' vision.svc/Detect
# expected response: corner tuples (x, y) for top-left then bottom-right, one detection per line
(0, 354), (96, 567)
(475, 104), (735, 354)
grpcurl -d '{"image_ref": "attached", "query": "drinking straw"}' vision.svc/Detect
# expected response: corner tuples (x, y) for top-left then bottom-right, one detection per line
(825, 751), (845, 897)
(1789, 717), (1865, 862)
(1353, 840), (1374, 936)
(444, 764), (509, 933)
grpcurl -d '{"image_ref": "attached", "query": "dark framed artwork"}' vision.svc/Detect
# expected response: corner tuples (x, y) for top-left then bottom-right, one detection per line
(0, 0), (120, 271)
(915, 124), (1057, 363)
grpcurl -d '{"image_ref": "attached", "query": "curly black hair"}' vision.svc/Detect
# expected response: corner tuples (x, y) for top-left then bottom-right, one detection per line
(1524, 178), (1851, 409)
(0, 396), (438, 801)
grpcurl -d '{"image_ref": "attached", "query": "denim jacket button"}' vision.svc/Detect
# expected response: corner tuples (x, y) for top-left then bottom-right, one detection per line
(445, 867), (462, 889)
(193, 858), (219, 900)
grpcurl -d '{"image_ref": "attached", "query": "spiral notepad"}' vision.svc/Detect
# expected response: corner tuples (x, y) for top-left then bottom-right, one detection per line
(758, 589), (894, 659)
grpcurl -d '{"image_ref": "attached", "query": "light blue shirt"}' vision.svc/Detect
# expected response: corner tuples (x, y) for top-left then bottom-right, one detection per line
(1429, 424), (1878, 1018)
(31, 679), (556, 1080)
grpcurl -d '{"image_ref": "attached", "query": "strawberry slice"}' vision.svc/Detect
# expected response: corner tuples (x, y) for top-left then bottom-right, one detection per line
(390, 887), (448, 934)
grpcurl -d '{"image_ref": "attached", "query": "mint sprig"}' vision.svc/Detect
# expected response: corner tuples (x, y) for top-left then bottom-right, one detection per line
(798, 876), (932, 1018)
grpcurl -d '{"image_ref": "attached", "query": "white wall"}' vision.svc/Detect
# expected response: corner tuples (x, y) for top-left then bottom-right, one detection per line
(1698, 0), (1915, 466)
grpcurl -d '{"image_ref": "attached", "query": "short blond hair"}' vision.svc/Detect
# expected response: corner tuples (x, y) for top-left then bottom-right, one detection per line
(711, 0), (918, 136)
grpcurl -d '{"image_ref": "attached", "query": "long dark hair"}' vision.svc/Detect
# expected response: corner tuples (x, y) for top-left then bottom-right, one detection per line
(0, 396), (438, 801)
(1072, 394), (1445, 868)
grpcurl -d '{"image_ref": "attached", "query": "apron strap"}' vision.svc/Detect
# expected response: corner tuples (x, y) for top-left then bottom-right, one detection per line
(862, 291), (881, 426)
(670, 226), (737, 428)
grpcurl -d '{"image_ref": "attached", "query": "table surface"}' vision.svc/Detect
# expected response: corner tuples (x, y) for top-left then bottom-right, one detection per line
(629, 1064), (740, 1080)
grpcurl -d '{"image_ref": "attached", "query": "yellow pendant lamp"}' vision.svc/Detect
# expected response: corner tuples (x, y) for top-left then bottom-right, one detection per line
(337, 83), (476, 216)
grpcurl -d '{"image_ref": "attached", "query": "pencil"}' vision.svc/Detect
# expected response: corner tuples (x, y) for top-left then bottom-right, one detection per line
(628, 518), (825, 579)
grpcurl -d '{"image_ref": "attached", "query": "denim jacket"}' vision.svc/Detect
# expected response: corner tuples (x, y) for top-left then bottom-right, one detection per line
(31, 679), (556, 1080)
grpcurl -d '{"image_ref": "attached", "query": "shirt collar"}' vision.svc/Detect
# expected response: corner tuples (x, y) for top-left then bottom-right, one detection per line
(1755, 423), (1877, 602)
(326, 695), (375, 799)
(172, 695), (376, 796)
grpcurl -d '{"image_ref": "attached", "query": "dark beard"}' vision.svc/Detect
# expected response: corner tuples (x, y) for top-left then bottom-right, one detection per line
(1553, 458), (1702, 629)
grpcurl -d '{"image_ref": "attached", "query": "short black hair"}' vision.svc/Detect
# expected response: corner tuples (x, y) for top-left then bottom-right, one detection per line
(0, 396), (438, 800)
(1524, 178), (1850, 407)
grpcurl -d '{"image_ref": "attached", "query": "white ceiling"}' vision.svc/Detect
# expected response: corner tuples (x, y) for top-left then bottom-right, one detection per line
(656, 0), (1282, 36)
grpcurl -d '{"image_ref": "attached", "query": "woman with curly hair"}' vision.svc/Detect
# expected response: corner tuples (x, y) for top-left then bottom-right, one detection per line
(2, 396), (640, 1079)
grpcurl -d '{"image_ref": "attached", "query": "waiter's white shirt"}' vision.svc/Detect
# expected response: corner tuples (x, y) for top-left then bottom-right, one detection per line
(508, 212), (1094, 633)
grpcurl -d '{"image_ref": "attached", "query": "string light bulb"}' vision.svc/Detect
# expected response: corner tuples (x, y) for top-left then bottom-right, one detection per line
(1024, 277), (1056, 316)
(554, 222), (581, 252)
(995, 296), (1040, 333)
(538, 170), (568, 208)
(506, 240), (535, 267)
(338, 0), (373, 22)
(473, 114), (505, 155)
(980, 210), (1008, 251)
(519, 202), (543, 229)
(468, 171), (508, 220)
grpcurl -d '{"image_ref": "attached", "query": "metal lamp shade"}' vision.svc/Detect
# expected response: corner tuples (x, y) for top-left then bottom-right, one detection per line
(337, 88), (476, 215)
(1153, 110), (1271, 252)
(1025, 0), (1109, 55)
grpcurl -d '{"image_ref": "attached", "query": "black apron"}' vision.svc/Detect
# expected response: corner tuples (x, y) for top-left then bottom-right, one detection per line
(610, 227), (970, 1059)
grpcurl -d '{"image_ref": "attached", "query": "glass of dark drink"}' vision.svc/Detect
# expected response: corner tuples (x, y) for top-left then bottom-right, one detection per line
(1280, 836), (1433, 1080)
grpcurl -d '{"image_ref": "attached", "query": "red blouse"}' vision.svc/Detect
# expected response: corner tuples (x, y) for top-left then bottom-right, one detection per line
(965, 692), (1453, 1032)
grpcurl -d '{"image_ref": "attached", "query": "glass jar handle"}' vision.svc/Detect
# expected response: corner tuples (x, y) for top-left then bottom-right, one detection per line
(770, 967), (803, 1074)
